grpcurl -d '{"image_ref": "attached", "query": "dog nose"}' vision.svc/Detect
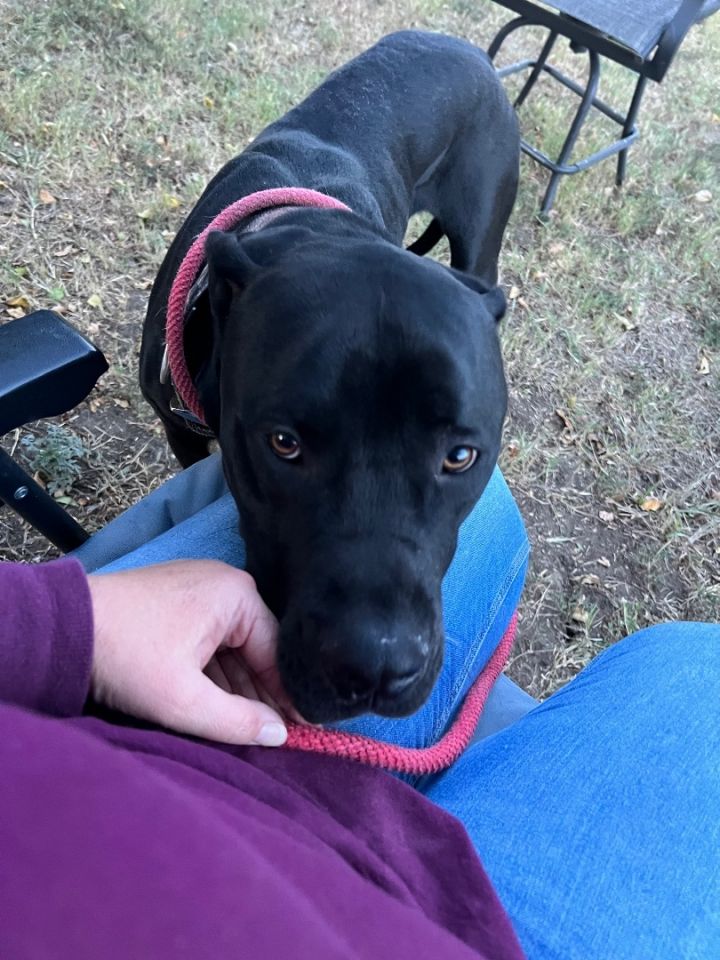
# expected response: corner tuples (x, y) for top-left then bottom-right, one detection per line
(310, 618), (429, 705)
(328, 653), (425, 706)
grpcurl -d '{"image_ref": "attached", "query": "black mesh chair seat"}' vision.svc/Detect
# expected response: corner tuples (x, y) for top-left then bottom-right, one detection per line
(534, 0), (719, 59)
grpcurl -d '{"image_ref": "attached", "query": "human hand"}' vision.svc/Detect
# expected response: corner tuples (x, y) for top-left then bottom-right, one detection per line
(88, 560), (296, 746)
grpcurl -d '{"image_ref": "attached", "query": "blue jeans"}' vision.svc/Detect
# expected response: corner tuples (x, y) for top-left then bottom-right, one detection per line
(428, 622), (720, 959)
(75, 456), (532, 749)
(75, 456), (720, 957)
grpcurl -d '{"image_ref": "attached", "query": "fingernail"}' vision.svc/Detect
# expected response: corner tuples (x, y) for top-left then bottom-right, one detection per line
(253, 722), (287, 747)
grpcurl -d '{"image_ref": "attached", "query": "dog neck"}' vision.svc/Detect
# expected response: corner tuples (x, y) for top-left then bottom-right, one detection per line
(162, 188), (351, 429)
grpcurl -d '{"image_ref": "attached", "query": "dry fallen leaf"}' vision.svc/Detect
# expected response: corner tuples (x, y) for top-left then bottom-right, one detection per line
(508, 285), (520, 300)
(599, 510), (615, 523)
(39, 188), (57, 205)
(640, 497), (663, 512)
(5, 306), (26, 319)
(87, 293), (103, 308)
(571, 606), (589, 625)
(113, 398), (130, 409)
(137, 208), (152, 220)
(203, 95), (215, 109)
(587, 433), (606, 456)
(698, 354), (711, 375)
(616, 312), (637, 331)
(694, 189), (712, 204)
(6, 295), (30, 309)
(54, 244), (75, 257)
(555, 408), (574, 432)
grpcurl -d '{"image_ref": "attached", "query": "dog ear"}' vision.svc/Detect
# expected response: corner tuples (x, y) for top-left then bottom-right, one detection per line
(447, 268), (507, 323)
(205, 230), (260, 324)
(190, 232), (260, 434)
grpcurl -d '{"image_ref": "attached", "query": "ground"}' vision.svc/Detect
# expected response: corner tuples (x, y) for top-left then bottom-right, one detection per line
(1, 0), (718, 698)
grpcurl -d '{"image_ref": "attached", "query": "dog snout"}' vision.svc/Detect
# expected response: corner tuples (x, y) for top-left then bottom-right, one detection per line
(278, 550), (443, 721)
(305, 614), (430, 709)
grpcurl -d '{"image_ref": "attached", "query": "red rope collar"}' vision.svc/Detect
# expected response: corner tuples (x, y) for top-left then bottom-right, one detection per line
(165, 187), (351, 424)
(283, 613), (518, 774)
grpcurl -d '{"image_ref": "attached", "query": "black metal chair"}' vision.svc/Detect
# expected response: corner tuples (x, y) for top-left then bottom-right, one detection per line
(487, 0), (720, 214)
(0, 311), (108, 552)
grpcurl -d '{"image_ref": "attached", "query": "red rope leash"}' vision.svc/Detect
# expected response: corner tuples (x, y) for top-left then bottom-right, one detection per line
(283, 613), (518, 774)
(166, 189), (518, 774)
(165, 188), (351, 424)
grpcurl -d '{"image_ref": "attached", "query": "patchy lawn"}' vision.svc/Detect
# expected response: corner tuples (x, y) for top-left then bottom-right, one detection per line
(1, 0), (718, 697)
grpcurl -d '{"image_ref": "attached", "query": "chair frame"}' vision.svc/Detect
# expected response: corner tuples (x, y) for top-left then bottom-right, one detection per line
(0, 445), (91, 552)
(487, 0), (710, 214)
(0, 311), (108, 552)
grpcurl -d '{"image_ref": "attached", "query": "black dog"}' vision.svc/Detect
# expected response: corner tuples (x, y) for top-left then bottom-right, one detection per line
(140, 30), (519, 723)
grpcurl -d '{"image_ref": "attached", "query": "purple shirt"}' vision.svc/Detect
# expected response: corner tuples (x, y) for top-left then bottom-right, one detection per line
(0, 559), (524, 959)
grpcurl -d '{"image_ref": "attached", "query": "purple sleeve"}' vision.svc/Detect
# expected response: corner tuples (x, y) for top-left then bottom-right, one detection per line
(0, 558), (93, 716)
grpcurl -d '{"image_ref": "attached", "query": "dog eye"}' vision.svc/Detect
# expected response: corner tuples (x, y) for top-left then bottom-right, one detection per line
(269, 431), (302, 460)
(442, 446), (478, 474)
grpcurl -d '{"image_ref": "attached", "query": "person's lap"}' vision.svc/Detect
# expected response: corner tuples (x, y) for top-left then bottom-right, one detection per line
(75, 457), (720, 958)
(75, 456), (531, 751)
(427, 622), (720, 959)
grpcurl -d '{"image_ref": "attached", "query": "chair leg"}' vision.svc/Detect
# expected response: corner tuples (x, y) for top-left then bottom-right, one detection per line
(540, 48), (601, 216)
(0, 447), (89, 552)
(616, 74), (648, 187)
(514, 30), (559, 108)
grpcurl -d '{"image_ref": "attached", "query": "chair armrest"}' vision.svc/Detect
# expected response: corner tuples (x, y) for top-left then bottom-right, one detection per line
(0, 310), (108, 436)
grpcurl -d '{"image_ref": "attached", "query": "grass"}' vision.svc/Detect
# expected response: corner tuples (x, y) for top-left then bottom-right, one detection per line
(1, 0), (718, 697)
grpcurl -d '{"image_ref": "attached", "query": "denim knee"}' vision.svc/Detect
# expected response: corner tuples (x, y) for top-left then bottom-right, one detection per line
(581, 620), (720, 696)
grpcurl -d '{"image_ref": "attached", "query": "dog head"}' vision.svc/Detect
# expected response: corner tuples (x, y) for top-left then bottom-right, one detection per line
(196, 222), (507, 722)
